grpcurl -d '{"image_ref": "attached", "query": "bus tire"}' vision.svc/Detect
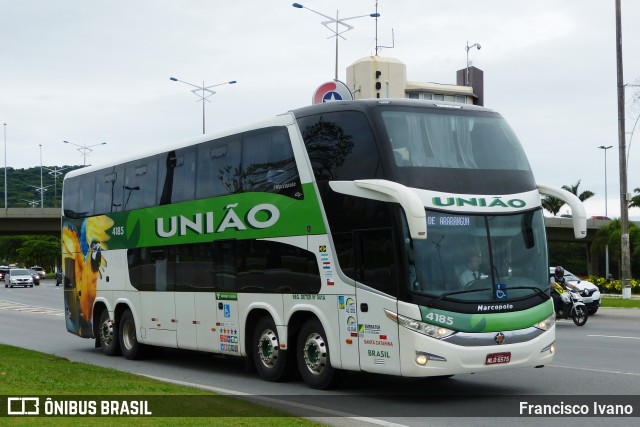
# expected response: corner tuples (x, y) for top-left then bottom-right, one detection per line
(252, 316), (291, 382)
(119, 308), (148, 360)
(297, 319), (343, 389)
(98, 309), (120, 356)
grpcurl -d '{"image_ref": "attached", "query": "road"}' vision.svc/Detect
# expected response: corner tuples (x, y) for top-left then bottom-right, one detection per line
(1, 280), (639, 426)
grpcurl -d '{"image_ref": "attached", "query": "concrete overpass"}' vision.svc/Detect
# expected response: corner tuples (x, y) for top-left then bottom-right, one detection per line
(0, 208), (619, 240)
(0, 208), (61, 235)
(544, 217), (612, 243)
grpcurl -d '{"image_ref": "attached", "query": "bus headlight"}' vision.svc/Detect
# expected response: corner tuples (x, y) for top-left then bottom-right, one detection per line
(533, 314), (555, 331)
(385, 309), (455, 339)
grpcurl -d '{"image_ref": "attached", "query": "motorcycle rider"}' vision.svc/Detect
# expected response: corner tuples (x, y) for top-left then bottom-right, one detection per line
(550, 266), (569, 315)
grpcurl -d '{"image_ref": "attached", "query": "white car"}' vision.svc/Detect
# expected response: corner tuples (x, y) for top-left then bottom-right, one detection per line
(550, 267), (601, 314)
(4, 268), (35, 288)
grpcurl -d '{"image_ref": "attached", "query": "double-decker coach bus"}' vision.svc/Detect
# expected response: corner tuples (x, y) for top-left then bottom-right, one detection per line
(61, 99), (586, 389)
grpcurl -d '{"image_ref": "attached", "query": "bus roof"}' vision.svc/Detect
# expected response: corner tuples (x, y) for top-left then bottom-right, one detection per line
(289, 98), (495, 118)
(63, 99), (494, 181)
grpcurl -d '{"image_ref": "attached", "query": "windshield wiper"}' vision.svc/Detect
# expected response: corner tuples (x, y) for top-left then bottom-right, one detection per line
(428, 288), (491, 307)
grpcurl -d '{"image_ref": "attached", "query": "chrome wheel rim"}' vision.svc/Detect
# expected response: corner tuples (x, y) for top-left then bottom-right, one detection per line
(122, 319), (136, 350)
(257, 329), (279, 368)
(303, 332), (327, 376)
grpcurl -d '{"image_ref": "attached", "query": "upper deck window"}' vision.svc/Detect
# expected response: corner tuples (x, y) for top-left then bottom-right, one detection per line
(381, 109), (531, 172)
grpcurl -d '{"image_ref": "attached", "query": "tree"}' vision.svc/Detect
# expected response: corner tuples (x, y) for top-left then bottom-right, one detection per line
(591, 219), (639, 278)
(562, 180), (595, 202)
(542, 196), (564, 216)
(541, 180), (595, 217)
(629, 187), (640, 208)
(15, 236), (60, 270)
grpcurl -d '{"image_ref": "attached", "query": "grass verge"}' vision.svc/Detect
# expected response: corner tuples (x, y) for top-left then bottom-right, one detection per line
(600, 297), (640, 309)
(0, 344), (319, 426)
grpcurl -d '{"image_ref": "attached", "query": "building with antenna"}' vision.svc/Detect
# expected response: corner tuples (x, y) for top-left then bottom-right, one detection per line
(346, 55), (484, 106)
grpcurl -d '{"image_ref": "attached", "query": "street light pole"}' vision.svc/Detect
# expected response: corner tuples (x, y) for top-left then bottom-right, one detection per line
(169, 77), (237, 135)
(615, 0), (631, 299)
(3, 123), (7, 210)
(45, 166), (70, 208)
(292, 3), (380, 81)
(39, 144), (43, 209)
(63, 140), (107, 166)
(465, 41), (481, 86)
(598, 145), (613, 278)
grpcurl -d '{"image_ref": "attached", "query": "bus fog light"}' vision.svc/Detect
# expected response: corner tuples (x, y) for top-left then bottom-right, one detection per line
(416, 351), (447, 365)
(541, 341), (555, 354)
(416, 354), (428, 366)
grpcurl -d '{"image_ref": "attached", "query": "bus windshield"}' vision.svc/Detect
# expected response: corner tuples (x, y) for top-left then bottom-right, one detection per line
(404, 209), (548, 302)
(380, 107), (531, 171)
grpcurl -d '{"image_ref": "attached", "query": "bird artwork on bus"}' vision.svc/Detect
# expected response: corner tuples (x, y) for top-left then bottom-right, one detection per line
(61, 215), (113, 337)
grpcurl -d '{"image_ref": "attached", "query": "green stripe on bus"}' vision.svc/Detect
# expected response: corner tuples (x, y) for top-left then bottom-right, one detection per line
(63, 183), (326, 250)
(419, 299), (553, 332)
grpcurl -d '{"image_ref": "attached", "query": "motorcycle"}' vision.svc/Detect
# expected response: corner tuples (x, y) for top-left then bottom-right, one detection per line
(552, 282), (588, 326)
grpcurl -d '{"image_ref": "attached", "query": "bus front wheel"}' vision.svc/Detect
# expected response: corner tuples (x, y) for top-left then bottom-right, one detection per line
(119, 308), (148, 359)
(297, 319), (343, 389)
(252, 316), (291, 382)
(98, 309), (120, 356)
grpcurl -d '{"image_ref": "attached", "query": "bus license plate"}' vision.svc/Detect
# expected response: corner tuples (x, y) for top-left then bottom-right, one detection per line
(485, 352), (511, 365)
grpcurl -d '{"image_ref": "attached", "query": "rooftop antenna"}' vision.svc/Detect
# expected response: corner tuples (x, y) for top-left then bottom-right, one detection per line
(374, 1), (394, 55)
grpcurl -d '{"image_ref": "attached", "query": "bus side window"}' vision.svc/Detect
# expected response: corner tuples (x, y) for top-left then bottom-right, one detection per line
(235, 240), (320, 294)
(242, 127), (301, 197)
(63, 174), (96, 218)
(123, 155), (159, 210)
(196, 136), (242, 199)
(158, 147), (197, 205)
(94, 166), (124, 214)
(355, 228), (398, 297)
(213, 240), (237, 291)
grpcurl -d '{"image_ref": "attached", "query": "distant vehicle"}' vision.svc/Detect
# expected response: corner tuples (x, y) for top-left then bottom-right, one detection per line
(549, 267), (601, 315)
(28, 269), (41, 286)
(559, 214), (572, 218)
(590, 216), (611, 220)
(0, 267), (9, 282)
(30, 266), (46, 280)
(5, 268), (35, 288)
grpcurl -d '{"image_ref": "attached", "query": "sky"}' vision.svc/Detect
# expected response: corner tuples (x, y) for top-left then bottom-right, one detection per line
(1, 0), (640, 219)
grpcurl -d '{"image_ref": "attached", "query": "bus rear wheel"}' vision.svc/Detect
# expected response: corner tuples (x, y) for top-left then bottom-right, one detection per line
(252, 316), (291, 382)
(297, 319), (343, 389)
(119, 308), (149, 359)
(98, 309), (120, 356)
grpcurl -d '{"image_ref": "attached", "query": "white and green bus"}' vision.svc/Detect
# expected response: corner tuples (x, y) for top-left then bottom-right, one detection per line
(62, 99), (586, 389)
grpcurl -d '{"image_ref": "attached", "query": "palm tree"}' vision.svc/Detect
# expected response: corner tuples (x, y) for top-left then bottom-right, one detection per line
(629, 187), (640, 208)
(562, 180), (595, 202)
(542, 196), (564, 216)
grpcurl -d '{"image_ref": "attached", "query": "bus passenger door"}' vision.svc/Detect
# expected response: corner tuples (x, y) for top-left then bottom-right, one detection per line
(213, 240), (241, 356)
(138, 250), (177, 348)
(175, 292), (197, 350)
(354, 230), (401, 375)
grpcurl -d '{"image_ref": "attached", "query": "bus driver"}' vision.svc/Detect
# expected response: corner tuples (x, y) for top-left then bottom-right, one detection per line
(459, 253), (485, 287)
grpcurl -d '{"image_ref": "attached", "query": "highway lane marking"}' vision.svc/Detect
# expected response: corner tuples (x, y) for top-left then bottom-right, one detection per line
(550, 364), (640, 376)
(0, 299), (64, 316)
(142, 374), (409, 427)
(587, 334), (640, 340)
